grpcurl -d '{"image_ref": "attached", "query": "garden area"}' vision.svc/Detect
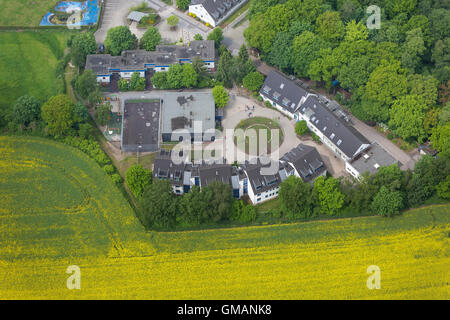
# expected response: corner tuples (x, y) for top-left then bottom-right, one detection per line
(128, 2), (160, 29)
(234, 117), (284, 155)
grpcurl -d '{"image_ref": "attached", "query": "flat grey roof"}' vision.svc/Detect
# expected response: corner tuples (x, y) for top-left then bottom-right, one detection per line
(86, 54), (112, 75)
(350, 142), (398, 176)
(161, 92), (215, 140)
(122, 100), (161, 151)
(127, 11), (149, 22)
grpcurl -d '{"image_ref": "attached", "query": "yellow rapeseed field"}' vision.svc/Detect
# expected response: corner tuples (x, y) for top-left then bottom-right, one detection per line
(0, 136), (448, 299)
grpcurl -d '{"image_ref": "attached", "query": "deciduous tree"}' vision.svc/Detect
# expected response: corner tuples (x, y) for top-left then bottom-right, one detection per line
(279, 176), (313, 219)
(126, 164), (152, 198)
(212, 85), (229, 108)
(312, 176), (344, 215)
(104, 26), (137, 56)
(371, 186), (404, 217)
(140, 27), (162, 51)
(242, 71), (264, 92)
(13, 95), (41, 126)
(140, 179), (177, 229)
(41, 95), (76, 137)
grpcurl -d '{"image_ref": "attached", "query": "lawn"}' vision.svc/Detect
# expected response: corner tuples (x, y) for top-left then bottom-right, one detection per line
(0, 0), (59, 27)
(0, 135), (448, 300)
(234, 116), (284, 154)
(0, 30), (71, 113)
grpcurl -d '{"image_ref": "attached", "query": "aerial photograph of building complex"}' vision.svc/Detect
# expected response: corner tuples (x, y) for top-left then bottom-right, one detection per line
(0, 0), (448, 307)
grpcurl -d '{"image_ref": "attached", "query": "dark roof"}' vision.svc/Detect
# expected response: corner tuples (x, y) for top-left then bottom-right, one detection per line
(191, 0), (245, 23)
(153, 149), (187, 186)
(241, 159), (293, 194)
(85, 54), (111, 74)
(153, 151), (239, 189)
(281, 144), (326, 182)
(260, 70), (309, 114)
(121, 100), (161, 152)
(86, 41), (215, 74)
(198, 164), (236, 187)
(299, 95), (370, 159)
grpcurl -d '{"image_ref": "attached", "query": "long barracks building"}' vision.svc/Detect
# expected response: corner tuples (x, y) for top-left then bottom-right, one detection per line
(260, 70), (398, 179)
(86, 40), (216, 85)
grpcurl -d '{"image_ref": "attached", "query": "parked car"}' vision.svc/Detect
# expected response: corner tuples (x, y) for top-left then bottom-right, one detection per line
(98, 44), (105, 53)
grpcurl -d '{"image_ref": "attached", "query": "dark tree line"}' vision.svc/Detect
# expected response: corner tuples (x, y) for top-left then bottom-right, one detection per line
(131, 177), (257, 230)
(244, 0), (450, 149)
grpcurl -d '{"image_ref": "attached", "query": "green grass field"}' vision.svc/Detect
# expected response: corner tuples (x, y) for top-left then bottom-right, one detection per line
(234, 117), (284, 154)
(0, 0), (59, 27)
(0, 136), (448, 299)
(0, 31), (71, 112)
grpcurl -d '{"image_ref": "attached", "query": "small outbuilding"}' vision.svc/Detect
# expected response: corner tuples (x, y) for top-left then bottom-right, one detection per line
(127, 11), (149, 22)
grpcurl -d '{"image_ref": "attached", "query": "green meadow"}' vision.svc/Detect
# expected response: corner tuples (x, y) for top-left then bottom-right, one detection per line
(0, 31), (71, 112)
(0, 0), (59, 27)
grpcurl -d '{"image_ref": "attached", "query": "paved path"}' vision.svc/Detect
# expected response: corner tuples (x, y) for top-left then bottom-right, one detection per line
(349, 115), (418, 170)
(222, 19), (249, 56)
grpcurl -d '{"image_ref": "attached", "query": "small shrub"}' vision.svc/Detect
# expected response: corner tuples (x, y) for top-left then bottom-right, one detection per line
(311, 132), (321, 143)
(271, 209), (282, 219)
(103, 164), (115, 175)
(295, 120), (309, 136)
(111, 173), (123, 186)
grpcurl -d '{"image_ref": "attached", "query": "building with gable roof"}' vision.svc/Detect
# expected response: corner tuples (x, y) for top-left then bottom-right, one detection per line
(189, 0), (248, 27)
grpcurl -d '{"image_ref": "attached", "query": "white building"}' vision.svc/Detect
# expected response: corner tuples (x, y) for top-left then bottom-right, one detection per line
(280, 144), (327, 182)
(344, 142), (399, 180)
(259, 70), (312, 120)
(297, 95), (371, 163)
(189, 0), (248, 27)
(152, 144), (328, 205)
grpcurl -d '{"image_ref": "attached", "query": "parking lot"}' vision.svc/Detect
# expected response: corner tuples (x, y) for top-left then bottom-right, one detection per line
(95, 0), (211, 44)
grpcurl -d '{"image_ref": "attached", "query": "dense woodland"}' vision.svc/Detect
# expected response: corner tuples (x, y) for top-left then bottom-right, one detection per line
(244, 0), (449, 154)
